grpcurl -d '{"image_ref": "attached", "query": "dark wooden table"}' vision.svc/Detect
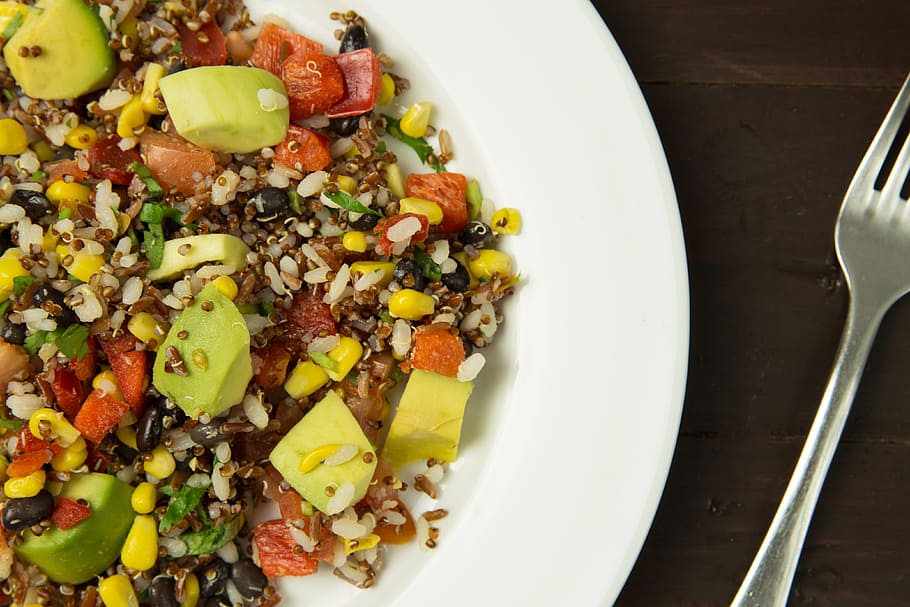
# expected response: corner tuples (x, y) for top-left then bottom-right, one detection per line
(593, 2), (910, 606)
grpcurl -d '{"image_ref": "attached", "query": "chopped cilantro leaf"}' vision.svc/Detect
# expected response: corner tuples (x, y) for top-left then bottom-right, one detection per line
(12, 275), (33, 296)
(310, 351), (339, 373)
(181, 516), (241, 556)
(23, 330), (49, 355)
(414, 247), (442, 281)
(384, 115), (446, 172)
(159, 485), (207, 532)
(0, 417), (23, 431)
(322, 190), (382, 217)
(1, 11), (25, 41)
(54, 324), (90, 361)
(0, 299), (10, 317)
(143, 223), (165, 269)
(131, 161), (164, 197)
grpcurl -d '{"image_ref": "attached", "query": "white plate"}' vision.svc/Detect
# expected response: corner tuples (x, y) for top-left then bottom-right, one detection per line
(244, 1), (689, 605)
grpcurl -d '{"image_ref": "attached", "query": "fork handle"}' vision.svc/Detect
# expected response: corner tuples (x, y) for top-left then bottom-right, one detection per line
(730, 294), (888, 607)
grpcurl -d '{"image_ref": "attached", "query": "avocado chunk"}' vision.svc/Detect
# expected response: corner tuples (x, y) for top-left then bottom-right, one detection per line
(159, 66), (290, 153)
(3, 0), (116, 100)
(270, 391), (378, 515)
(152, 284), (252, 418)
(381, 369), (474, 470)
(145, 233), (250, 282)
(14, 473), (133, 584)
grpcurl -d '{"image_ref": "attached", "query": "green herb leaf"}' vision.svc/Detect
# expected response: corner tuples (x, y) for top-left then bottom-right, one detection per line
(2, 11), (25, 41)
(181, 515), (241, 556)
(379, 310), (394, 324)
(66, 273), (82, 284)
(143, 223), (165, 269)
(0, 417), (23, 431)
(23, 330), (49, 355)
(171, 39), (182, 55)
(0, 299), (11, 317)
(140, 201), (191, 227)
(30, 170), (46, 180)
(159, 485), (207, 532)
(58, 207), (73, 220)
(414, 247), (442, 281)
(12, 275), (34, 296)
(260, 301), (275, 316)
(384, 115), (446, 172)
(375, 141), (387, 154)
(288, 189), (301, 214)
(53, 324), (90, 361)
(310, 351), (339, 373)
(131, 161), (164, 197)
(322, 190), (382, 217)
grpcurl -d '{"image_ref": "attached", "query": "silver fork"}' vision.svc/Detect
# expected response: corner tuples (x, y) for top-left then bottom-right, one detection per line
(730, 73), (910, 607)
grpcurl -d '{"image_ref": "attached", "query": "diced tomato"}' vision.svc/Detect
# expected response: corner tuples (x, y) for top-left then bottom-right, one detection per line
(51, 496), (92, 530)
(51, 367), (84, 419)
(276, 488), (304, 521)
(252, 520), (319, 577)
(281, 51), (345, 121)
(16, 427), (60, 456)
(177, 20), (227, 67)
(273, 125), (331, 172)
(401, 328), (465, 378)
(139, 130), (216, 196)
(405, 172), (469, 234)
(252, 342), (293, 391)
(7, 448), (54, 477)
(85, 443), (113, 473)
(87, 136), (141, 185)
(108, 350), (147, 415)
(287, 290), (337, 337)
(250, 22), (322, 76)
(373, 507), (417, 545)
(44, 159), (88, 183)
(68, 337), (98, 382)
(325, 49), (382, 119)
(73, 389), (130, 444)
(98, 332), (138, 357)
(374, 213), (430, 256)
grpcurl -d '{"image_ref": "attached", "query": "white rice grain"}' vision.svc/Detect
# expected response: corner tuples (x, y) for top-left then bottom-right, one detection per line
(159, 536), (188, 558)
(6, 394), (44, 420)
(297, 170), (327, 198)
(242, 393), (269, 429)
(430, 240), (449, 264)
(300, 243), (328, 267)
(323, 444), (359, 466)
(324, 263), (351, 304)
(264, 261), (286, 295)
(258, 88), (289, 112)
(98, 89), (133, 111)
(325, 482), (356, 515)
(214, 441), (231, 464)
(460, 309), (483, 332)
(121, 276), (143, 305)
(279, 255), (299, 277)
(386, 217), (421, 242)
(0, 204), (25, 223)
(303, 266), (331, 284)
(212, 461), (230, 501)
(332, 518), (367, 540)
(391, 319), (412, 358)
(288, 525), (316, 552)
(457, 352), (486, 382)
(353, 268), (383, 292)
(211, 169), (241, 205)
(307, 334), (340, 354)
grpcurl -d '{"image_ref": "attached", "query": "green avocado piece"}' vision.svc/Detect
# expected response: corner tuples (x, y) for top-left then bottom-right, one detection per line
(3, 0), (116, 100)
(14, 473), (133, 584)
(145, 233), (250, 282)
(159, 66), (290, 153)
(270, 391), (378, 515)
(152, 284), (252, 418)
(381, 369), (474, 470)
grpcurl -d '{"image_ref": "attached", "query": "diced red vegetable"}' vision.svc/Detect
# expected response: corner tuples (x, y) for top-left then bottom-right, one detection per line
(7, 448), (54, 477)
(287, 290), (337, 337)
(51, 496), (92, 530)
(73, 389), (130, 444)
(139, 130), (216, 196)
(250, 22), (322, 76)
(405, 172), (469, 234)
(324, 49), (381, 119)
(252, 342), (292, 391)
(98, 332), (138, 357)
(273, 125), (331, 173)
(252, 520), (319, 577)
(69, 338), (98, 382)
(87, 136), (141, 185)
(16, 427), (61, 456)
(44, 159), (88, 183)
(51, 367), (84, 419)
(401, 328), (465, 378)
(281, 51), (345, 121)
(374, 213), (430, 256)
(177, 20), (227, 67)
(109, 350), (147, 415)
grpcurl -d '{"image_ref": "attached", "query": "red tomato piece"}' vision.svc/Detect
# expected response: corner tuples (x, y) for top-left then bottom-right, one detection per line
(401, 328), (465, 378)
(252, 520), (319, 577)
(87, 136), (141, 185)
(98, 332), (138, 357)
(51, 496), (92, 530)
(139, 130), (216, 196)
(281, 51), (345, 121)
(287, 290), (337, 337)
(51, 367), (84, 419)
(374, 213), (430, 256)
(7, 449), (54, 478)
(108, 350), (147, 415)
(405, 172), (469, 234)
(250, 22), (322, 76)
(73, 389), (130, 444)
(273, 125), (331, 172)
(325, 49), (382, 119)
(177, 20), (227, 67)
(44, 159), (88, 184)
(68, 337), (98, 382)
(16, 427), (60, 456)
(252, 342), (292, 391)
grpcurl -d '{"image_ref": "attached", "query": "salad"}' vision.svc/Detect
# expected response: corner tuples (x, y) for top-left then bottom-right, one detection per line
(0, 0), (520, 605)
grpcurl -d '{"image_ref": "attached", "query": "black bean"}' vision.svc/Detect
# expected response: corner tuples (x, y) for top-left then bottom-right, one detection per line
(247, 187), (290, 222)
(10, 190), (51, 221)
(30, 283), (75, 325)
(1, 322), (26, 346)
(202, 596), (231, 607)
(2, 491), (55, 531)
(135, 405), (165, 452)
(458, 221), (493, 247)
(190, 418), (228, 447)
(339, 23), (370, 53)
(155, 395), (187, 429)
(231, 558), (268, 599)
(148, 575), (179, 607)
(0, 228), (12, 251)
(348, 211), (380, 232)
(461, 336), (474, 358)
(197, 559), (230, 598)
(393, 258), (425, 291)
(330, 115), (362, 137)
(441, 259), (470, 293)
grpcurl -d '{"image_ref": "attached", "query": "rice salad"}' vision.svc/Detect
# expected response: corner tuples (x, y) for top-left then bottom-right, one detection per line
(0, 1), (519, 605)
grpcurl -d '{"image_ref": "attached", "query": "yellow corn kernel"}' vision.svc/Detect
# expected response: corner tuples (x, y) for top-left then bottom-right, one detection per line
(144, 445), (176, 479)
(0, 248), (29, 300)
(468, 249), (513, 281)
(210, 275), (238, 300)
(65, 251), (106, 283)
(127, 312), (158, 345)
(41, 229), (58, 252)
(93, 369), (125, 402)
(140, 63), (168, 115)
(4, 470), (45, 498)
(117, 95), (147, 139)
(51, 436), (88, 472)
(333, 174), (357, 195)
(284, 359), (329, 399)
(490, 207), (522, 235)
(343, 143), (362, 159)
(119, 14), (139, 51)
(0, 118), (28, 155)
(181, 572), (200, 607)
(384, 162), (405, 199)
(342, 231), (368, 253)
(131, 482), (157, 514)
(299, 444), (342, 474)
(29, 407), (81, 448)
(0, 455), (8, 482)
(98, 574), (139, 607)
(345, 533), (381, 554)
(398, 197), (443, 225)
(349, 261), (395, 287)
(63, 124), (98, 150)
(46, 181), (91, 204)
(120, 514), (158, 571)
(388, 288), (435, 321)
(377, 73), (395, 105)
(116, 426), (138, 450)
(400, 101), (432, 138)
(326, 336), (363, 382)
(33, 140), (55, 162)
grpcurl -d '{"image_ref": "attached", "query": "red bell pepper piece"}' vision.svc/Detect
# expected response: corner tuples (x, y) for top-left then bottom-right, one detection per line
(324, 49), (381, 119)
(252, 520), (319, 577)
(51, 496), (92, 530)
(16, 427), (61, 456)
(7, 449), (54, 477)
(374, 213), (430, 256)
(177, 20), (227, 67)
(87, 137), (141, 185)
(73, 389), (130, 444)
(405, 172), (469, 234)
(287, 290), (337, 337)
(69, 337), (98, 382)
(139, 130), (217, 197)
(51, 367), (84, 419)
(252, 343), (293, 392)
(401, 328), (465, 378)
(250, 22), (322, 76)
(273, 125), (331, 173)
(98, 332), (138, 357)
(281, 52), (345, 121)
(99, 333), (147, 414)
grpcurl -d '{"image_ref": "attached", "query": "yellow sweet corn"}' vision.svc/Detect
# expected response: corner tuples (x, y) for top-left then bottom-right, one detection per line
(333, 174), (357, 195)
(491, 207), (522, 235)
(140, 63), (168, 115)
(98, 574), (139, 607)
(467, 249), (513, 281)
(120, 514), (158, 571)
(345, 533), (381, 554)
(130, 482), (157, 514)
(388, 288), (435, 320)
(29, 407), (81, 447)
(325, 336), (363, 381)
(210, 275), (238, 300)
(0, 455), (8, 482)
(117, 95), (147, 139)
(342, 231), (368, 253)
(349, 261), (395, 287)
(0, 248), (29, 300)
(400, 101), (432, 138)
(61, 249), (105, 282)
(384, 162), (405, 199)
(377, 73), (395, 105)
(116, 426), (138, 450)
(398, 197), (443, 225)
(284, 359), (329, 399)
(143, 444), (176, 479)
(4, 469), (45, 498)
(299, 444), (342, 474)
(181, 572), (200, 607)
(51, 436), (88, 472)
(93, 368), (125, 402)
(46, 180), (91, 204)
(32, 140), (55, 162)
(0, 118), (28, 155)
(41, 229), (58, 252)
(63, 124), (98, 150)
(127, 311), (158, 345)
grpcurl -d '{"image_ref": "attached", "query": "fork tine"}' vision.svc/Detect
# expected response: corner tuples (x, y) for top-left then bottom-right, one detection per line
(848, 73), (910, 195)
(881, 126), (910, 202)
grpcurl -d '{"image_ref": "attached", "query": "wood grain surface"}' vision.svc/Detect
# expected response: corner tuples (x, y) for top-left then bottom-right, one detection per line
(593, 1), (910, 605)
